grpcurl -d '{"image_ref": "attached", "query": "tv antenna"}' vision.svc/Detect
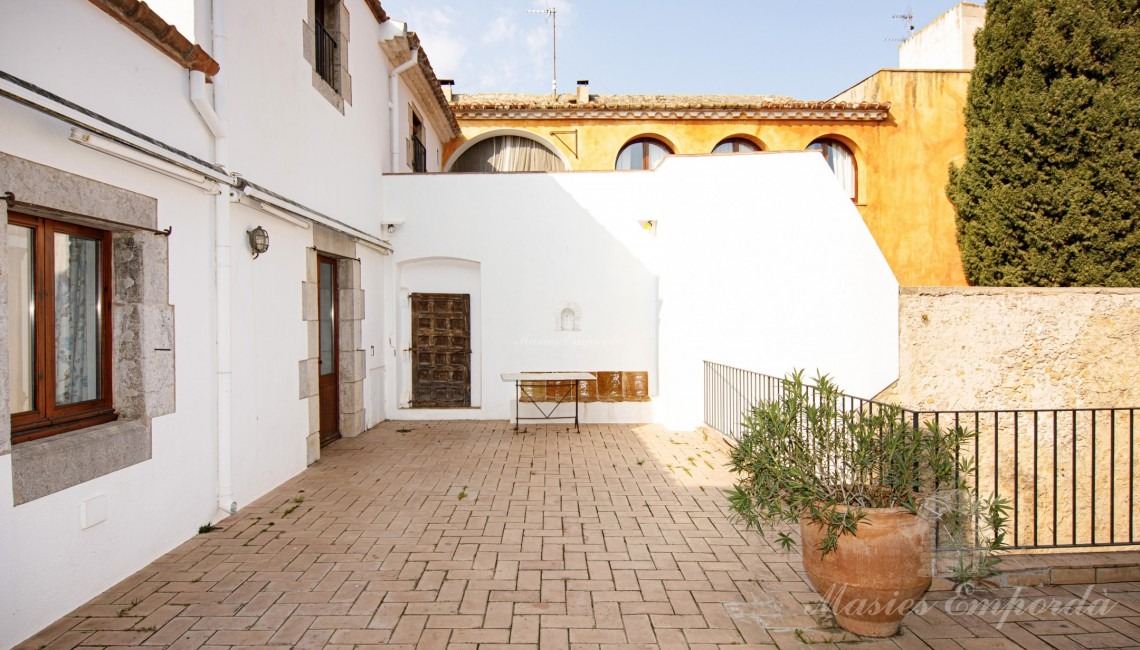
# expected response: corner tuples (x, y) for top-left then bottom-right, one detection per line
(886, 7), (915, 43)
(527, 6), (557, 95)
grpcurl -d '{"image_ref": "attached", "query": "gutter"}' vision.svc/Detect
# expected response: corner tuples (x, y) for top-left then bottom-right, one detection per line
(381, 20), (417, 172)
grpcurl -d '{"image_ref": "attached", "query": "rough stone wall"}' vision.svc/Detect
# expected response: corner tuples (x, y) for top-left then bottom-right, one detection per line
(887, 287), (1140, 411)
(1, 153), (175, 503)
(883, 287), (1140, 547)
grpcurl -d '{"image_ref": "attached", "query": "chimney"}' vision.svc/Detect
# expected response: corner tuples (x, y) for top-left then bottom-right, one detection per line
(439, 79), (455, 102)
(576, 80), (589, 103)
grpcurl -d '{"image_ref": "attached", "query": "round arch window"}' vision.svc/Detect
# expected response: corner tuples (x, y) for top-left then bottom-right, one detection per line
(712, 138), (761, 154)
(615, 138), (672, 170)
(450, 135), (564, 172)
(806, 138), (856, 200)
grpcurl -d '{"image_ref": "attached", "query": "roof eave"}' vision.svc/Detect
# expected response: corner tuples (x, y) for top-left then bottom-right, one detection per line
(88, 0), (220, 77)
(379, 32), (461, 140)
(452, 104), (892, 122)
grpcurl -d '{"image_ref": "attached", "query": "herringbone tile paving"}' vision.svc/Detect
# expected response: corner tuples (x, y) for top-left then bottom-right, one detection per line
(16, 421), (1140, 649)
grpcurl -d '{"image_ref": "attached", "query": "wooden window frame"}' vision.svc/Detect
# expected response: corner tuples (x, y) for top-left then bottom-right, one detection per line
(713, 137), (761, 154)
(9, 212), (116, 444)
(616, 137), (673, 171)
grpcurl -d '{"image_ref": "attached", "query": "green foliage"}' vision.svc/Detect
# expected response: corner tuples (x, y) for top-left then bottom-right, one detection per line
(947, 0), (1140, 286)
(725, 371), (1008, 583)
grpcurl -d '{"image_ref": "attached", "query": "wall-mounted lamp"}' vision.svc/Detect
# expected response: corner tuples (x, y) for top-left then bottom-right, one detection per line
(381, 221), (403, 238)
(247, 226), (269, 258)
(638, 219), (657, 235)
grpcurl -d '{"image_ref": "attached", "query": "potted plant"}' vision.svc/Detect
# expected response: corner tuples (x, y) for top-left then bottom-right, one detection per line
(725, 371), (1008, 637)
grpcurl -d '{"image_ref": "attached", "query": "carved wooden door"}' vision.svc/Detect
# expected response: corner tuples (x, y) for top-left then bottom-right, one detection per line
(410, 293), (471, 407)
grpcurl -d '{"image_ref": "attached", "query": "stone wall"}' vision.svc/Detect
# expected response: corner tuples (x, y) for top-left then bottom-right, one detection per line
(882, 287), (1140, 410)
(880, 287), (1140, 547)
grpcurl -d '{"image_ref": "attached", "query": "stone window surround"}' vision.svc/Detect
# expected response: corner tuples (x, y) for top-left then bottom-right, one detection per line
(302, 0), (353, 114)
(299, 224), (365, 464)
(0, 152), (175, 505)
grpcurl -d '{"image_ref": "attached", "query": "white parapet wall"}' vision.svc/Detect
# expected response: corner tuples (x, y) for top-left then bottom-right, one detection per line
(899, 2), (987, 70)
(382, 151), (901, 428)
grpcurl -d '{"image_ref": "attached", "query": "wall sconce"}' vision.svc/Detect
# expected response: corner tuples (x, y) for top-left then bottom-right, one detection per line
(247, 226), (269, 258)
(638, 219), (657, 235)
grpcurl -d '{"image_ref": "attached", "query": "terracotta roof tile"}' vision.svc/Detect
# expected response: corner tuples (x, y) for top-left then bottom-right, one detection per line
(88, 0), (219, 77)
(452, 93), (891, 121)
(453, 93), (800, 109)
(365, 0), (389, 24)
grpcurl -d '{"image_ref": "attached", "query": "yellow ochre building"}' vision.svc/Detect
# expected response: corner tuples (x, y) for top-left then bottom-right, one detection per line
(438, 3), (985, 287)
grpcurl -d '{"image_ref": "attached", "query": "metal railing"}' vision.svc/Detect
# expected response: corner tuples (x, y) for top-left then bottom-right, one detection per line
(315, 22), (338, 91)
(704, 360), (1140, 551)
(412, 136), (427, 173)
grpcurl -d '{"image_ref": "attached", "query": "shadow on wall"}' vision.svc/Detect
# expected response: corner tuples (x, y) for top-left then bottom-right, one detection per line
(382, 151), (900, 426)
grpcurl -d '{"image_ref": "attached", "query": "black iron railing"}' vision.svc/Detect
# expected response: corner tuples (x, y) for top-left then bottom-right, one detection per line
(412, 136), (427, 172)
(704, 360), (1140, 551)
(315, 22), (338, 91)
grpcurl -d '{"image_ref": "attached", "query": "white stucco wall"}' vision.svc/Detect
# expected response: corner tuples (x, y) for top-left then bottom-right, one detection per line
(361, 247), (390, 427)
(382, 152), (900, 428)
(223, 0), (386, 233)
(0, 104), (219, 648)
(0, 0), (393, 644)
(899, 2), (986, 70)
(394, 76), (448, 173)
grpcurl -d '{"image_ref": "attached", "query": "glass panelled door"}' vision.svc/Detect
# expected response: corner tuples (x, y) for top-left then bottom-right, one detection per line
(318, 256), (340, 445)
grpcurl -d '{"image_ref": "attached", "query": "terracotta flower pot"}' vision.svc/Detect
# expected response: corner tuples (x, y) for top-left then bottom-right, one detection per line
(800, 507), (931, 637)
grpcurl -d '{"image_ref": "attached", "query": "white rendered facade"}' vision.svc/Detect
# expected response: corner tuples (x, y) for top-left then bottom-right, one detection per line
(0, 1), (899, 645)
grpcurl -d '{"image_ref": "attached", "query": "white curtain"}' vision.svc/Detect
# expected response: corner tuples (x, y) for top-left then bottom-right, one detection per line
(809, 140), (856, 200)
(827, 144), (856, 200)
(452, 136), (563, 172)
(54, 233), (101, 405)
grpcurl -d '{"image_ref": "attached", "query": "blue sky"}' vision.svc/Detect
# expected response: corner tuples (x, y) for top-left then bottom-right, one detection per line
(381, 1), (978, 99)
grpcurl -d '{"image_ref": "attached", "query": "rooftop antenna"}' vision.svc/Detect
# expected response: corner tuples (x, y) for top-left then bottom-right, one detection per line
(886, 7), (915, 43)
(527, 6), (557, 95)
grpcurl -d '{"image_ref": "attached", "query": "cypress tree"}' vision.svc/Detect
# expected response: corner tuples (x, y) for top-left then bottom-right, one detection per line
(947, 0), (1140, 286)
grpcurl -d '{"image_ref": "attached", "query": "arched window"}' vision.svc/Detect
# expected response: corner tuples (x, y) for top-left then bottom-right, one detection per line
(712, 138), (761, 154)
(451, 135), (564, 172)
(615, 137), (672, 170)
(807, 138), (856, 200)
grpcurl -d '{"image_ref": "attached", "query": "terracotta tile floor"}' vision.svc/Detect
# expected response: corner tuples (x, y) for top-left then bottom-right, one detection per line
(17, 421), (1140, 649)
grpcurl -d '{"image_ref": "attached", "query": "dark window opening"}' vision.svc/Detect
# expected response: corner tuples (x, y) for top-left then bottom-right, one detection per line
(412, 112), (427, 172)
(314, 0), (339, 92)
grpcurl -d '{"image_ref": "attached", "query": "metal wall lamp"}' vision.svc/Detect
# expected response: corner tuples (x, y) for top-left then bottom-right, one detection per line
(247, 226), (269, 258)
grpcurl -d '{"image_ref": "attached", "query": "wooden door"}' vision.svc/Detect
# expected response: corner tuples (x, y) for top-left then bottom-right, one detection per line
(318, 256), (340, 445)
(410, 293), (471, 407)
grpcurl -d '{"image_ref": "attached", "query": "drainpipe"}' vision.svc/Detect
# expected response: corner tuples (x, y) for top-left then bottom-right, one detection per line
(385, 24), (417, 173)
(191, 0), (236, 517)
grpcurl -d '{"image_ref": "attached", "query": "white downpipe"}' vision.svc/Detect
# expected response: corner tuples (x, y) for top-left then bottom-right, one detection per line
(200, 0), (236, 517)
(388, 43), (418, 173)
(190, 70), (226, 138)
